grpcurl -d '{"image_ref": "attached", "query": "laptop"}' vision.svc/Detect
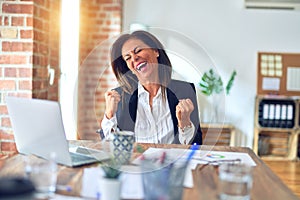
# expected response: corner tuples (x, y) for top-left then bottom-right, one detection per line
(6, 96), (110, 167)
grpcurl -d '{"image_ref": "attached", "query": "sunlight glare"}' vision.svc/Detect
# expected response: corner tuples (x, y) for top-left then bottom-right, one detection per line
(60, 0), (80, 140)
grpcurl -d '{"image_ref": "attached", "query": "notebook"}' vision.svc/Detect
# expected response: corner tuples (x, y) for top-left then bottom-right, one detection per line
(6, 96), (110, 167)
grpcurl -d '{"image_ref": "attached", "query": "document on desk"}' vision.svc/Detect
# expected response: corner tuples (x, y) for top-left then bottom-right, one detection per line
(172, 148), (257, 167)
(133, 147), (257, 167)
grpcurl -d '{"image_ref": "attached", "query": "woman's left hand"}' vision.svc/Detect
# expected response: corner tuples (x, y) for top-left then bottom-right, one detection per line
(176, 98), (194, 128)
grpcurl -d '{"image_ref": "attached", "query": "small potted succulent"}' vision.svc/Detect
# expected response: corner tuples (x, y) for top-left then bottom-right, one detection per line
(101, 162), (122, 179)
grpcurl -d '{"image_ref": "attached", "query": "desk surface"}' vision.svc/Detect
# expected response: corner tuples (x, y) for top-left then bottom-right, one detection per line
(0, 141), (298, 200)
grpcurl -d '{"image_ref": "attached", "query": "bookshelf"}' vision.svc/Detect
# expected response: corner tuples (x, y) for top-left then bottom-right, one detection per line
(253, 96), (299, 160)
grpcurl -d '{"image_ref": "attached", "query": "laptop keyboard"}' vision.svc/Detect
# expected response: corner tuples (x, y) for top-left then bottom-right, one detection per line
(70, 152), (97, 163)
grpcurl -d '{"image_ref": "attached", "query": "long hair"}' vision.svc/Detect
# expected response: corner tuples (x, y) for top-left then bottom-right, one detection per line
(110, 31), (172, 98)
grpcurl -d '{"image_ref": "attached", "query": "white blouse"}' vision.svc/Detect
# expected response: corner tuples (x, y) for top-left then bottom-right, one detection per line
(101, 83), (194, 144)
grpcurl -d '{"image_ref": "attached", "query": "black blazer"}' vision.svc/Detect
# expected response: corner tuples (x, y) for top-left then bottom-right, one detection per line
(101, 79), (202, 145)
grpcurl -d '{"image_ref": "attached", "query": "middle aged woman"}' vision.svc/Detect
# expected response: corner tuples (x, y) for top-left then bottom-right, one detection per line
(100, 30), (202, 145)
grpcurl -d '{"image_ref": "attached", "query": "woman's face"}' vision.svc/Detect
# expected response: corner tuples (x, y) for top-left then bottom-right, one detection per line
(121, 38), (159, 84)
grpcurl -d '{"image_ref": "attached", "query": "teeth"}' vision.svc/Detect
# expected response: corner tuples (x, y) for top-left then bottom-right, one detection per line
(136, 62), (146, 71)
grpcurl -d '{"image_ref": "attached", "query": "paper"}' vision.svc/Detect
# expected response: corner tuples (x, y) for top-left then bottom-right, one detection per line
(262, 77), (280, 91)
(287, 67), (300, 91)
(133, 147), (257, 167)
(169, 148), (256, 167)
(81, 167), (103, 198)
(120, 170), (144, 199)
(191, 150), (256, 167)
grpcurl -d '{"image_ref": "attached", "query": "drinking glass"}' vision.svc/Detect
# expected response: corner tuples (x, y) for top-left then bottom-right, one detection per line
(28, 156), (57, 199)
(218, 163), (253, 200)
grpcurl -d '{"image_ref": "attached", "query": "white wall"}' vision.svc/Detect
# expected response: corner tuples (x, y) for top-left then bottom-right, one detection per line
(122, 0), (300, 147)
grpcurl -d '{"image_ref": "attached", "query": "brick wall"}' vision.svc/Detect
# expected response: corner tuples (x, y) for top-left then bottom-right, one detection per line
(77, 0), (121, 139)
(0, 0), (60, 155)
(0, 0), (34, 155)
(32, 0), (60, 100)
(0, 0), (121, 153)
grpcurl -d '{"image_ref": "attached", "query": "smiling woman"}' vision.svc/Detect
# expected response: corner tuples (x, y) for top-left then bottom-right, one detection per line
(60, 0), (80, 140)
(99, 30), (203, 145)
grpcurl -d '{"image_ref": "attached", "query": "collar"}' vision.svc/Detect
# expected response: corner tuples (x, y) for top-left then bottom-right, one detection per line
(137, 82), (162, 99)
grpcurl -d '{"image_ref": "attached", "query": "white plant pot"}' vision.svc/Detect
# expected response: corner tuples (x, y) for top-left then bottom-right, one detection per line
(99, 178), (121, 200)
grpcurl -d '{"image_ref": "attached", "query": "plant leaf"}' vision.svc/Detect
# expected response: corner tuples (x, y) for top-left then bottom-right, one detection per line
(225, 70), (237, 95)
(199, 68), (223, 96)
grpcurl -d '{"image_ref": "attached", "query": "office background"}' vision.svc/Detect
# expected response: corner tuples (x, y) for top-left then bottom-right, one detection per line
(123, 0), (300, 147)
(0, 0), (300, 153)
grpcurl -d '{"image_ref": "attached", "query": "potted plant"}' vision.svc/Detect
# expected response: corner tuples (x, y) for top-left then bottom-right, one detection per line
(199, 69), (237, 96)
(199, 69), (237, 122)
(99, 160), (122, 200)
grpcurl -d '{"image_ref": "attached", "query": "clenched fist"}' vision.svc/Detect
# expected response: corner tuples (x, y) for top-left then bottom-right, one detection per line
(104, 90), (120, 119)
(176, 98), (194, 128)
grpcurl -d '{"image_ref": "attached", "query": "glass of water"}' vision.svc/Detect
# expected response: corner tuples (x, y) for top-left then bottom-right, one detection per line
(28, 155), (57, 199)
(218, 163), (253, 200)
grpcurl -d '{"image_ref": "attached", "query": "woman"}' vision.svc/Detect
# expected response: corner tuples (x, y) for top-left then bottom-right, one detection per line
(100, 30), (202, 145)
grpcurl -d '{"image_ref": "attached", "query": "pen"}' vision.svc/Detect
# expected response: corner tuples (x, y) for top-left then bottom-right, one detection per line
(187, 143), (199, 162)
(96, 192), (101, 200)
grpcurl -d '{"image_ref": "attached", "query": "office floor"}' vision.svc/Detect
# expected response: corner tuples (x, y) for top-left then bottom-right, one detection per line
(264, 160), (300, 198)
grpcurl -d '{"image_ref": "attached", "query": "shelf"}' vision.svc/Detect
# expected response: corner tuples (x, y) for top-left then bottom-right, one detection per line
(298, 132), (300, 158)
(253, 96), (300, 161)
(201, 123), (235, 146)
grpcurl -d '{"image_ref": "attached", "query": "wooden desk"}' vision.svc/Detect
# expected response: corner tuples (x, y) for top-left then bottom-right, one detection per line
(0, 141), (298, 200)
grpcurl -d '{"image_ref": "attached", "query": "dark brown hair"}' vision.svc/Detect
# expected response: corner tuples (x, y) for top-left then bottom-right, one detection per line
(110, 30), (172, 96)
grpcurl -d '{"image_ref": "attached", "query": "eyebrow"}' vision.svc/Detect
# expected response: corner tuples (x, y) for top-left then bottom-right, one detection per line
(122, 46), (140, 58)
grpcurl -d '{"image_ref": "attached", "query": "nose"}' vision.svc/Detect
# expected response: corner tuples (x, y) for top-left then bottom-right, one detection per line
(131, 52), (139, 61)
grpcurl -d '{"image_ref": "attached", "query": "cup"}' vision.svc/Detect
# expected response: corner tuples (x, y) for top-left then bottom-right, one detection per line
(218, 163), (253, 200)
(28, 158), (57, 198)
(111, 131), (135, 165)
(141, 159), (187, 200)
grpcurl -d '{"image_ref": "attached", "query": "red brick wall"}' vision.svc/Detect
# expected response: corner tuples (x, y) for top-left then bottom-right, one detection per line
(0, 0), (34, 154)
(77, 0), (122, 139)
(47, 0), (60, 101)
(32, 0), (60, 100)
(0, 0), (122, 154)
(0, 0), (60, 155)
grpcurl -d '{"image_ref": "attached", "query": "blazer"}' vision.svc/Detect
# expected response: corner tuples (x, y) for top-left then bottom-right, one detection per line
(100, 79), (202, 145)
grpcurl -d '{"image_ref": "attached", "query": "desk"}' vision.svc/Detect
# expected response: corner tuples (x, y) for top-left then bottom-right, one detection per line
(0, 141), (298, 200)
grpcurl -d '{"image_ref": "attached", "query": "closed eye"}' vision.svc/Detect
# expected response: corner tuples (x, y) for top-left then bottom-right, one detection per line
(122, 46), (145, 61)
(124, 55), (131, 61)
(134, 48), (143, 54)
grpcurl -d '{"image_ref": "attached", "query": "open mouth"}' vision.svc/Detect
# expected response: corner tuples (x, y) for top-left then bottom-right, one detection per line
(136, 62), (147, 71)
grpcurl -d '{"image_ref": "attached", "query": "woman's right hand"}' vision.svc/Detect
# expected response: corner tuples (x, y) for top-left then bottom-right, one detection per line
(104, 90), (121, 119)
